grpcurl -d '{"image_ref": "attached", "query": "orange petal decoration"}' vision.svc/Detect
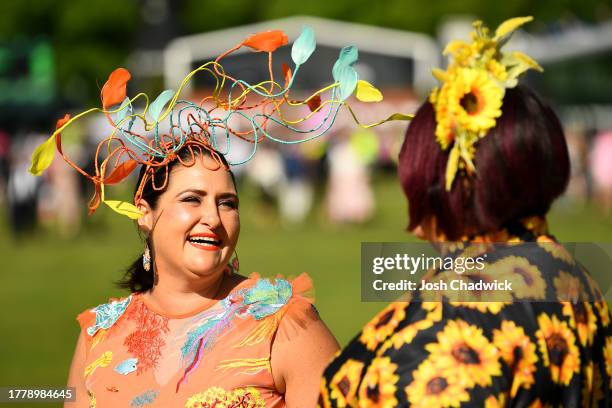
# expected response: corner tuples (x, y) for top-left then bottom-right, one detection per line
(242, 30), (288, 53)
(281, 63), (292, 88)
(104, 159), (138, 185)
(55, 114), (71, 155)
(101, 68), (131, 109)
(88, 183), (102, 215)
(307, 95), (321, 112)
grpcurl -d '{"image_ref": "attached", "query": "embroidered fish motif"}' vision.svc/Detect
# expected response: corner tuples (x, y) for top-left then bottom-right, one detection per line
(130, 389), (158, 407)
(114, 358), (138, 375)
(84, 351), (113, 378)
(87, 296), (132, 336)
(105, 386), (119, 392)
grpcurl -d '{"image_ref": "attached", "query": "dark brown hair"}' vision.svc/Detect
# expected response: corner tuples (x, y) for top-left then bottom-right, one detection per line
(398, 85), (570, 240)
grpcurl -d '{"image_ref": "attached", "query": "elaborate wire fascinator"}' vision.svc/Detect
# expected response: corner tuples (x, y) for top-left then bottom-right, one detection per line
(29, 26), (410, 219)
(429, 16), (543, 190)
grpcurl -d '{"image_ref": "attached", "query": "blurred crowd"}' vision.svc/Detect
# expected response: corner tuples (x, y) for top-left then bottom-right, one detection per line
(1, 98), (611, 240)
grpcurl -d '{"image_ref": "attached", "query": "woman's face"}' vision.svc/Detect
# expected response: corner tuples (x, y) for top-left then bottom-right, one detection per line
(139, 155), (240, 281)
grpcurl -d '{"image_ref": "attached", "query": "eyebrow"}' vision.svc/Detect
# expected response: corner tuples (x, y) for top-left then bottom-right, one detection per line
(177, 188), (239, 201)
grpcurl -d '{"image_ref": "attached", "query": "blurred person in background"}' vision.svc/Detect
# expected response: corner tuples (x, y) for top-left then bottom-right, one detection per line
(590, 130), (612, 215)
(7, 130), (43, 237)
(320, 17), (611, 407)
(0, 129), (10, 205)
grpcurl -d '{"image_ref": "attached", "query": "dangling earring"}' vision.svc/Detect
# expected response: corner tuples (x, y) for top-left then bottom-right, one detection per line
(143, 241), (151, 272)
(227, 251), (239, 275)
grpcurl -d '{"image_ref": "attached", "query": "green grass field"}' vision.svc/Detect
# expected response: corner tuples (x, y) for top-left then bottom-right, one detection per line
(1, 174), (611, 405)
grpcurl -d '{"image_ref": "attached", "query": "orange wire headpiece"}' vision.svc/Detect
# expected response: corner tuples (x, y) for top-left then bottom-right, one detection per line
(29, 26), (411, 219)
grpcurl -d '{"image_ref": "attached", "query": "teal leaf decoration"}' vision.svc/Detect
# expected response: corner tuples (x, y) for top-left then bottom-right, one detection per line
(243, 278), (292, 320)
(114, 97), (132, 124)
(86, 295), (132, 336)
(336, 65), (359, 101)
(148, 89), (175, 122)
(332, 46), (358, 81)
(291, 26), (316, 66)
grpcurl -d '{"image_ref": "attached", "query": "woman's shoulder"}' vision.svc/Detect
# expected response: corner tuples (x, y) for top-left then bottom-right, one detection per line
(76, 294), (134, 338)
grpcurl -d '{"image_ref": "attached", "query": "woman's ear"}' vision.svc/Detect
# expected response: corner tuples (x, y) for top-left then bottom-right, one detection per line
(136, 199), (154, 234)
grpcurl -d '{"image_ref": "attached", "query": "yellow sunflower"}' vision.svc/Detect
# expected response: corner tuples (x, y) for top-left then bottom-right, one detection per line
(360, 303), (406, 351)
(594, 300), (610, 327)
(553, 271), (585, 302)
(580, 362), (605, 407)
(451, 68), (504, 135)
(490, 256), (546, 300)
(492, 321), (538, 396)
(405, 359), (470, 408)
(538, 242), (575, 265)
(426, 319), (501, 387)
(378, 302), (443, 354)
(484, 393), (507, 408)
(318, 377), (333, 408)
(357, 357), (399, 408)
(185, 386), (265, 408)
(561, 302), (597, 347)
(450, 301), (507, 314)
(329, 359), (364, 407)
(432, 83), (458, 150)
(535, 313), (580, 386)
(605, 336), (612, 389)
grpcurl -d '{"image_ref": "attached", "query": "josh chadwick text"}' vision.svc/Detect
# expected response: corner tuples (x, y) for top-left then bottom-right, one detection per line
(372, 278), (513, 292)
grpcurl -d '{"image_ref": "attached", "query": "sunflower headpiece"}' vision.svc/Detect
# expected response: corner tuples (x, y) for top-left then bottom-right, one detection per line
(29, 26), (411, 219)
(429, 16), (543, 190)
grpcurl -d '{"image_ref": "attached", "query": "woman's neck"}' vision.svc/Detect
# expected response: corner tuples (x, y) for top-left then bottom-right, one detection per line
(140, 270), (243, 317)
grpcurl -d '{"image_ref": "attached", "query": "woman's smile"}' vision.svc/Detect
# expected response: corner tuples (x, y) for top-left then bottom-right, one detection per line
(187, 232), (222, 251)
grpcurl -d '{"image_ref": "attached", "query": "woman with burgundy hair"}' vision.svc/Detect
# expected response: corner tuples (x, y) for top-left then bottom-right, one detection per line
(320, 18), (611, 407)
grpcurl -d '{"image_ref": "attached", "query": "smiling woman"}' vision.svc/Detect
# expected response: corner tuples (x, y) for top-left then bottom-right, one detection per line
(66, 144), (339, 408)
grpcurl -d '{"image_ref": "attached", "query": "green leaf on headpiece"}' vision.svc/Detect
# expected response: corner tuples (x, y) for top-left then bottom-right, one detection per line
(332, 46), (358, 81)
(356, 80), (383, 102)
(494, 16), (533, 41)
(148, 89), (175, 122)
(29, 134), (56, 176)
(291, 26), (316, 66)
(336, 65), (359, 101)
(104, 200), (143, 219)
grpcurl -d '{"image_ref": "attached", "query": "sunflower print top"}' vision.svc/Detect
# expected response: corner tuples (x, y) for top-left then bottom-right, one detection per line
(74, 273), (315, 408)
(320, 220), (612, 407)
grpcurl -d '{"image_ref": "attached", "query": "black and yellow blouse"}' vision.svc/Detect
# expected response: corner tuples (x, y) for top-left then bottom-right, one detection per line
(320, 221), (612, 407)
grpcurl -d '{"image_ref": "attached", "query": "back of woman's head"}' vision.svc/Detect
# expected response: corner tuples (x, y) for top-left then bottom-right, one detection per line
(398, 85), (570, 240)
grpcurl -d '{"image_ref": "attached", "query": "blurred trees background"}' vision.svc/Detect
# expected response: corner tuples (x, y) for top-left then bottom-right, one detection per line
(0, 0), (610, 108)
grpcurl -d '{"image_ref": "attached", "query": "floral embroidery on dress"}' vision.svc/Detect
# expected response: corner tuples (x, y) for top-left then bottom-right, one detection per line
(177, 278), (294, 391)
(86, 296), (132, 336)
(184, 386), (265, 408)
(130, 389), (159, 407)
(123, 298), (170, 374)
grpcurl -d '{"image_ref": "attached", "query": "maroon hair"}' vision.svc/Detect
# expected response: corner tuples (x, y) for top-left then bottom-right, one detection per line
(398, 85), (570, 240)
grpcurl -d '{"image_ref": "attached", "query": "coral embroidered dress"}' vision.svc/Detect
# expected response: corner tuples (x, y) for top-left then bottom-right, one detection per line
(75, 274), (312, 407)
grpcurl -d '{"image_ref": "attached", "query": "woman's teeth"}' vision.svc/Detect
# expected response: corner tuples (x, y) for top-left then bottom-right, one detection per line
(188, 237), (221, 247)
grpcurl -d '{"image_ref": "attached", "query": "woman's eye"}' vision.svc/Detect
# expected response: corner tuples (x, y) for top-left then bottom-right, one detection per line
(182, 196), (200, 203)
(219, 200), (238, 209)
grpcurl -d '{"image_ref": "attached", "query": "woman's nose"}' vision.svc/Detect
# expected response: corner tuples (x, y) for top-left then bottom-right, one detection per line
(200, 202), (221, 229)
